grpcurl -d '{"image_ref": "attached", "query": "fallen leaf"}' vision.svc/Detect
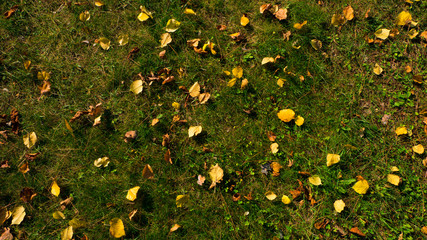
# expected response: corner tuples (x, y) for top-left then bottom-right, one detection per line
(240, 78), (249, 89)
(295, 115), (304, 126)
(23, 132), (37, 148)
(53, 211), (66, 220)
(277, 78), (285, 87)
(126, 186), (140, 201)
(109, 218), (125, 238)
(160, 33), (172, 48)
(151, 118), (159, 126)
(261, 57), (275, 65)
(283, 31), (291, 41)
(0, 208), (12, 225)
(413, 144), (424, 154)
(93, 115), (101, 126)
(331, 13), (345, 27)
(232, 67), (243, 79)
(373, 63), (383, 75)
(334, 200), (345, 213)
(327, 154), (340, 167)
(343, 5), (354, 20)
(165, 19), (181, 32)
(352, 179), (369, 194)
(0, 227), (13, 240)
(274, 8), (288, 20)
(391, 166), (399, 172)
(124, 131), (137, 143)
(241, 14), (249, 26)
(308, 175), (322, 186)
(294, 20), (307, 29)
(267, 131), (276, 141)
(413, 75), (423, 84)
(11, 206), (25, 225)
(282, 195), (292, 204)
(265, 191), (277, 200)
(4, 5), (18, 19)
(198, 93), (210, 104)
(188, 126), (202, 138)
(314, 218), (330, 229)
(395, 126), (408, 135)
(128, 209), (137, 221)
(130, 80), (143, 94)
(159, 50), (166, 59)
(164, 149), (172, 164)
(24, 60), (31, 70)
(170, 224), (181, 232)
(38, 81), (51, 95)
(94, 0), (104, 6)
(138, 6), (152, 22)
(209, 164), (224, 189)
(61, 226), (73, 240)
(217, 25), (227, 31)
(350, 227), (366, 237)
(270, 162), (282, 176)
(381, 114), (390, 125)
(79, 10), (90, 21)
(260, 4), (272, 14)
(422, 226), (427, 234)
(420, 31), (427, 40)
(189, 82), (201, 97)
(408, 29), (418, 39)
(387, 174), (400, 186)
(142, 164), (154, 179)
(51, 180), (60, 197)
(375, 28), (390, 40)
(94, 157), (110, 167)
(118, 34), (129, 46)
(278, 109), (295, 122)
(202, 41), (216, 54)
(176, 195), (189, 207)
(270, 143), (279, 154)
(227, 78), (237, 87)
(197, 175), (205, 186)
(20, 187), (37, 203)
(19, 162), (29, 174)
(310, 39), (322, 50)
(396, 11), (412, 25)
(184, 8), (196, 15)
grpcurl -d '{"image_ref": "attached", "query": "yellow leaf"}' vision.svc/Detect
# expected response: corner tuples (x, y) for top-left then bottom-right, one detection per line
(61, 226), (73, 240)
(232, 66), (243, 78)
(295, 115), (304, 126)
(151, 118), (159, 126)
(126, 186), (140, 201)
(277, 78), (285, 87)
(387, 174), (401, 186)
(189, 82), (200, 97)
(395, 126), (408, 135)
(37, 71), (50, 81)
(138, 6), (152, 22)
(326, 154), (340, 167)
(270, 162), (282, 176)
(94, 157), (110, 167)
(0, 208), (12, 225)
(109, 218), (125, 238)
(421, 226), (427, 235)
(241, 15), (249, 26)
(241, 78), (248, 89)
(23, 132), (37, 149)
(184, 8), (196, 15)
(274, 8), (288, 20)
(93, 115), (101, 126)
(270, 143), (279, 154)
(142, 164), (154, 179)
(261, 57), (275, 65)
(24, 60), (31, 70)
(277, 109), (295, 122)
(375, 29), (390, 40)
(227, 78), (237, 87)
(51, 180), (60, 197)
(209, 164), (224, 189)
(408, 29), (418, 39)
(69, 217), (87, 229)
(334, 199), (345, 213)
(199, 93), (211, 104)
(413, 144), (424, 154)
(53, 211), (66, 220)
(94, 0), (104, 7)
(331, 13), (345, 27)
(396, 11), (412, 25)
(309, 175), (322, 186)
(98, 37), (110, 50)
(343, 5), (354, 20)
(79, 11), (90, 21)
(170, 224), (181, 232)
(65, 119), (74, 136)
(293, 20), (307, 30)
(130, 80), (143, 94)
(160, 33), (172, 48)
(118, 34), (129, 46)
(265, 191), (277, 200)
(188, 126), (202, 138)
(202, 41), (216, 54)
(11, 206), (25, 225)
(373, 63), (383, 75)
(172, 102), (180, 110)
(223, 70), (231, 75)
(38, 80), (51, 95)
(176, 195), (189, 208)
(281, 195), (291, 204)
(165, 19), (181, 32)
(310, 39), (322, 50)
(352, 179), (369, 194)
(391, 166), (399, 172)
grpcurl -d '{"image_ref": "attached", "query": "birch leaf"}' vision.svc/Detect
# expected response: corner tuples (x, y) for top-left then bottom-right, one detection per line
(387, 174), (401, 186)
(326, 154), (340, 167)
(308, 175), (322, 186)
(53, 211), (66, 220)
(334, 200), (345, 213)
(109, 218), (125, 238)
(353, 179), (369, 194)
(51, 180), (60, 197)
(126, 186), (140, 201)
(188, 126), (202, 138)
(165, 19), (181, 32)
(130, 80), (143, 94)
(11, 206), (25, 225)
(209, 164), (224, 189)
(176, 195), (189, 208)
(277, 109), (295, 122)
(160, 33), (172, 48)
(61, 226), (73, 240)
(23, 132), (37, 149)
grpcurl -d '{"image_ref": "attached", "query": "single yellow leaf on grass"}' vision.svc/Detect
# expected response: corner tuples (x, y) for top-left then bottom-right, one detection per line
(277, 78), (285, 87)
(270, 143), (279, 154)
(130, 80), (143, 94)
(138, 6), (152, 22)
(142, 164), (154, 179)
(189, 82), (200, 97)
(327, 154), (340, 167)
(160, 33), (172, 48)
(413, 144), (424, 154)
(408, 29), (418, 39)
(38, 80), (51, 95)
(51, 180), (60, 197)
(165, 19), (181, 32)
(395, 126), (408, 135)
(343, 5), (354, 20)
(232, 66), (243, 78)
(310, 39), (322, 50)
(241, 14), (249, 26)
(188, 126), (202, 138)
(53, 211), (66, 220)
(241, 79), (248, 89)
(79, 11), (90, 21)
(353, 179), (369, 194)
(295, 115), (304, 126)
(93, 115), (101, 126)
(375, 29), (390, 40)
(11, 206), (25, 225)
(202, 41), (216, 54)
(37, 71), (50, 81)
(278, 109), (295, 122)
(391, 166), (399, 172)
(94, 157), (110, 167)
(387, 174), (401, 186)
(396, 11), (412, 25)
(126, 186), (140, 201)
(274, 8), (288, 20)
(61, 226), (73, 240)
(421, 226), (427, 234)
(282, 195), (291, 204)
(331, 13), (345, 27)
(94, 0), (104, 7)
(118, 34), (129, 46)
(373, 63), (383, 75)
(199, 93), (211, 104)
(265, 191), (277, 201)
(24, 60), (31, 70)
(176, 195), (189, 208)
(262, 57), (275, 65)
(151, 118), (159, 126)
(227, 78), (237, 87)
(170, 224), (181, 232)
(0, 208), (12, 225)
(109, 218), (125, 238)
(184, 8), (196, 15)
(172, 102), (180, 110)
(23, 132), (37, 149)
(209, 164), (224, 189)
(309, 175), (322, 186)
(334, 200), (345, 213)
(98, 37), (110, 50)
(294, 20), (307, 30)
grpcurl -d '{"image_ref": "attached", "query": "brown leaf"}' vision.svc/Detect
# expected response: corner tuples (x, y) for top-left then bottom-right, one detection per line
(229, 32), (245, 43)
(127, 47), (140, 59)
(289, 190), (302, 199)
(421, 226), (427, 234)
(243, 192), (253, 200)
(10, 109), (20, 134)
(142, 164), (154, 179)
(274, 9), (288, 20)
(0, 161), (9, 169)
(216, 25), (227, 31)
(413, 75), (423, 84)
(69, 111), (87, 122)
(350, 227), (366, 237)
(4, 5), (18, 19)
(202, 147), (213, 153)
(314, 218), (330, 230)
(259, 4), (272, 14)
(60, 197), (73, 209)
(159, 50), (166, 59)
(270, 162), (282, 176)
(88, 103), (102, 116)
(298, 171), (311, 177)
(0, 228), (13, 240)
(162, 134), (170, 147)
(38, 81), (51, 95)
(232, 193), (241, 202)
(128, 209), (137, 221)
(20, 187), (37, 203)
(25, 153), (40, 161)
(124, 131), (137, 143)
(162, 76), (175, 85)
(164, 149), (172, 164)
(364, 9), (371, 18)
(19, 162), (29, 174)
(267, 131), (276, 141)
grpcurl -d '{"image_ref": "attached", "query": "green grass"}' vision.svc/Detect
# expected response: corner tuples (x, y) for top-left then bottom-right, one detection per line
(1, 0), (427, 239)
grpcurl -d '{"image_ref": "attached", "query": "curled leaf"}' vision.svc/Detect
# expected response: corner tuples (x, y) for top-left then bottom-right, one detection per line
(188, 126), (202, 138)
(94, 157), (110, 167)
(165, 19), (181, 32)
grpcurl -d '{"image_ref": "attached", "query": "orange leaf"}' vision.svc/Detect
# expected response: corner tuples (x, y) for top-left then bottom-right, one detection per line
(350, 227), (366, 237)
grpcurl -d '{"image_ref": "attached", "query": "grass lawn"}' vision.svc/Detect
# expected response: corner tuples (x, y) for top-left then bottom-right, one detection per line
(1, 0), (427, 239)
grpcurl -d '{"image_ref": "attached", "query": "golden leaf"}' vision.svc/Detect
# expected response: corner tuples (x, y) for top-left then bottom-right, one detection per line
(199, 93), (210, 104)
(282, 195), (291, 204)
(11, 206), (25, 225)
(165, 19), (181, 32)
(413, 144), (424, 154)
(94, 157), (110, 167)
(170, 224), (181, 232)
(19, 162), (29, 173)
(343, 5), (354, 20)
(295, 115), (304, 126)
(270, 143), (279, 154)
(310, 39), (322, 50)
(172, 102), (180, 110)
(260, 4), (272, 14)
(61, 226), (73, 240)
(130, 80), (143, 94)
(53, 211), (66, 220)
(184, 8), (196, 15)
(277, 78), (285, 87)
(126, 186), (140, 201)
(93, 115), (101, 126)
(160, 33), (172, 48)
(390, 166), (399, 172)
(270, 162), (282, 176)
(274, 8), (288, 20)
(79, 11), (90, 21)
(408, 29), (418, 39)
(334, 199), (345, 213)
(151, 118), (159, 126)
(331, 13), (345, 27)
(293, 20), (307, 30)
(38, 80), (51, 95)
(118, 34), (129, 46)
(23, 132), (37, 149)
(98, 37), (110, 50)
(176, 195), (189, 208)
(227, 78), (237, 87)
(326, 154), (340, 167)
(232, 66), (243, 78)
(142, 164), (154, 179)
(109, 218), (125, 238)
(277, 109), (295, 122)
(188, 126), (202, 138)
(261, 57), (275, 65)
(308, 175), (322, 186)
(138, 6), (152, 22)
(209, 164), (224, 189)
(395, 126), (408, 135)
(375, 28), (390, 40)
(202, 41), (216, 54)
(51, 180), (60, 197)
(352, 179), (369, 194)
(396, 11), (412, 25)
(241, 14), (249, 26)
(24, 60), (31, 70)
(265, 191), (277, 201)
(189, 82), (200, 97)
(373, 63), (383, 75)
(240, 78), (248, 89)
(0, 208), (12, 225)
(387, 174), (400, 186)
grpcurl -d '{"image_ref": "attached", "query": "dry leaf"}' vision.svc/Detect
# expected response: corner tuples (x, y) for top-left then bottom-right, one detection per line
(0, 208), (12, 225)
(160, 33), (172, 48)
(20, 187), (37, 203)
(4, 5), (18, 19)
(124, 131), (137, 143)
(38, 81), (51, 95)
(278, 109), (295, 122)
(232, 66), (243, 78)
(37, 71), (50, 81)
(138, 6), (152, 22)
(331, 13), (345, 27)
(408, 29), (418, 39)
(391, 166), (399, 172)
(176, 195), (189, 208)
(198, 93), (210, 104)
(364, 8), (371, 18)
(353, 179), (369, 194)
(118, 34), (129, 46)
(265, 191), (277, 200)
(93, 115), (101, 126)
(24, 60), (31, 70)
(197, 175), (205, 186)
(261, 57), (275, 65)
(0, 228), (13, 240)
(209, 164), (224, 189)
(142, 164), (154, 179)
(11, 206), (25, 225)
(282, 195), (291, 204)
(19, 162), (29, 174)
(308, 175), (322, 186)
(274, 9), (288, 20)
(51, 180), (60, 197)
(373, 63), (383, 75)
(310, 39), (322, 50)
(375, 28), (390, 40)
(189, 82), (201, 97)
(350, 227), (365, 237)
(270, 162), (282, 176)
(413, 144), (424, 154)
(293, 20), (307, 30)
(277, 78), (285, 87)
(227, 78), (237, 87)
(53, 211), (66, 220)
(387, 174), (400, 186)
(260, 4), (272, 14)
(184, 8), (196, 15)
(98, 37), (110, 50)
(165, 19), (181, 32)
(314, 218), (330, 229)
(343, 5), (354, 20)
(396, 11), (412, 25)
(421, 226), (427, 234)
(164, 149), (172, 164)
(270, 143), (279, 154)
(94, 0), (104, 6)
(188, 126), (202, 138)
(23, 132), (37, 148)
(130, 80), (143, 94)
(94, 157), (110, 167)
(170, 224), (181, 232)
(126, 186), (140, 201)
(159, 50), (166, 59)
(326, 154), (340, 167)
(79, 11), (90, 21)
(109, 218), (125, 238)
(217, 25), (227, 31)
(61, 226), (73, 240)
(267, 131), (276, 141)
(334, 200), (345, 213)
(395, 126), (408, 135)
(241, 14), (249, 26)
(151, 118), (159, 126)
(240, 79), (248, 89)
